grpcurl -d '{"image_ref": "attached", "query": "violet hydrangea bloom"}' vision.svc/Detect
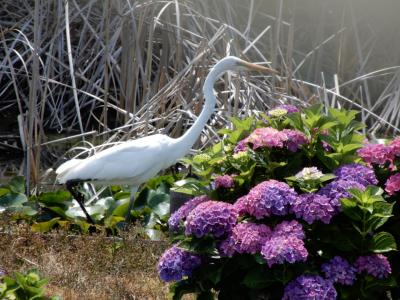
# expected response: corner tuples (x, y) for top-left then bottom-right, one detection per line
(291, 193), (336, 224)
(282, 275), (337, 300)
(158, 246), (202, 282)
(233, 195), (249, 216)
(213, 175), (235, 189)
(385, 173), (400, 196)
(357, 143), (394, 168)
(334, 163), (378, 187)
(168, 195), (209, 232)
(218, 222), (271, 257)
(239, 180), (298, 219)
(322, 141), (333, 152)
(272, 220), (305, 240)
(354, 254), (392, 279)
(185, 201), (238, 238)
(234, 139), (249, 153)
(321, 256), (357, 285)
(261, 235), (308, 267)
(282, 129), (309, 152)
(218, 235), (236, 257)
(318, 179), (365, 212)
(274, 104), (300, 114)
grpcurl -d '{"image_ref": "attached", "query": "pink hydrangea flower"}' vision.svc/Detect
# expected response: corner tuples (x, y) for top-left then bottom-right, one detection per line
(385, 173), (400, 195)
(357, 143), (394, 168)
(272, 220), (305, 240)
(389, 136), (400, 157)
(247, 127), (288, 149)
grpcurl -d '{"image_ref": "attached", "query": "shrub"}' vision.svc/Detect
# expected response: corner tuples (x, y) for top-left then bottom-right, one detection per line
(159, 104), (399, 299)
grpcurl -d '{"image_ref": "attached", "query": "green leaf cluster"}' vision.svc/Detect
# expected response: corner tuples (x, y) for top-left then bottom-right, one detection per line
(0, 269), (60, 300)
(341, 186), (397, 253)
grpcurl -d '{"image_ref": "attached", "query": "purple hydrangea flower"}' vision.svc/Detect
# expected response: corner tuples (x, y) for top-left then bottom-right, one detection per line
(274, 104), (300, 114)
(357, 143), (394, 169)
(334, 163), (378, 187)
(260, 235), (308, 267)
(233, 195), (249, 216)
(385, 173), (400, 196)
(318, 179), (366, 212)
(282, 129), (309, 152)
(158, 246), (202, 282)
(168, 195), (209, 232)
(218, 222), (272, 257)
(272, 220), (305, 240)
(322, 141), (333, 152)
(354, 254), (392, 279)
(282, 275), (337, 300)
(185, 201), (238, 238)
(218, 235), (236, 257)
(321, 256), (357, 285)
(291, 193), (336, 224)
(234, 139), (249, 153)
(213, 175), (235, 189)
(237, 180), (298, 219)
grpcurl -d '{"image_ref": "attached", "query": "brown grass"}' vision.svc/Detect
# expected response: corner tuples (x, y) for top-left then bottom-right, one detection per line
(0, 217), (178, 299)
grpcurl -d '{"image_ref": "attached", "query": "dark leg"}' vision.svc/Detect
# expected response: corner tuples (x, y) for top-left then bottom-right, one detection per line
(66, 181), (95, 225)
(125, 186), (138, 223)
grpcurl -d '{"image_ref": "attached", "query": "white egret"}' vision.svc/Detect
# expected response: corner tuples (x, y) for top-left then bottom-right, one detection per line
(56, 56), (277, 223)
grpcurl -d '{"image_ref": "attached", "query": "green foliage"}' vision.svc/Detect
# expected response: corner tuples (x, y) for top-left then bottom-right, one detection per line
(0, 269), (60, 300)
(0, 176), (31, 217)
(0, 175), (173, 239)
(340, 186), (396, 253)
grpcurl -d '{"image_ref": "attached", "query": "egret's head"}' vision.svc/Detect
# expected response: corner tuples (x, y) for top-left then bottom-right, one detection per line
(203, 56), (278, 95)
(215, 56), (278, 74)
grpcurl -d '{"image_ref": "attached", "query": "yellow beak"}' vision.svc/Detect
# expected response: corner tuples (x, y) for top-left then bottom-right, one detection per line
(241, 61), (279, 74)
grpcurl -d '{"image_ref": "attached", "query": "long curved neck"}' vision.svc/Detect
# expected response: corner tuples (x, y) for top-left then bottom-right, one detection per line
(174, 64), (225, 156)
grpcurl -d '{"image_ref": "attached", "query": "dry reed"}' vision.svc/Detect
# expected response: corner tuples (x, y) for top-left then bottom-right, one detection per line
(1, 0), (400, 188)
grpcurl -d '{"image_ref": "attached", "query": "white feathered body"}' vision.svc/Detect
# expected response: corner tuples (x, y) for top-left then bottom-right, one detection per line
(56, 134), (183, 186)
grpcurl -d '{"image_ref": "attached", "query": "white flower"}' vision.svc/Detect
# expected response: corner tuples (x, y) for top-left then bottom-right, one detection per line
(295, 167), (324, 181)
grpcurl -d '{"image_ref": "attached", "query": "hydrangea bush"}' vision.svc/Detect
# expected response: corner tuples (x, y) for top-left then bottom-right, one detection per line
(158, 104), (399, 299)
